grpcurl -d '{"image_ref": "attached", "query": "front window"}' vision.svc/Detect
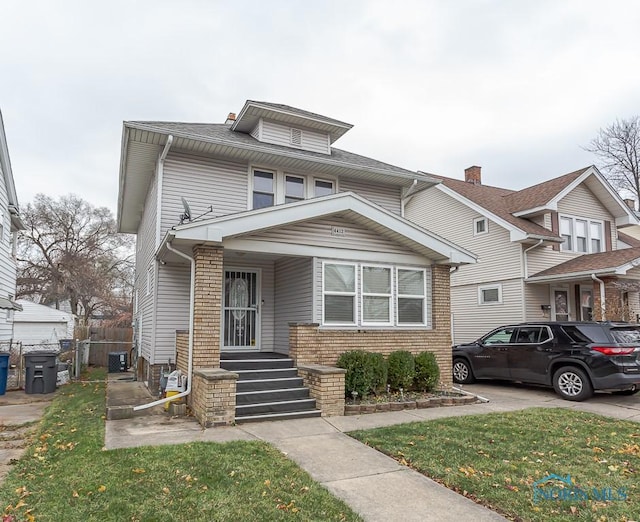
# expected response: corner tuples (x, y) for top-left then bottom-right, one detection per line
(253, 170), (275, 209)
(397, 269), (425, 324)
(361, 266), (392, 325)
(285, 175), (305, 204)
(560, 215), (604, 253)
(323, 263), (356, 324)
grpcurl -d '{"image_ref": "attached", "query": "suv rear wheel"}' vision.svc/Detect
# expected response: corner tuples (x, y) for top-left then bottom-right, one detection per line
(453, 358), (475, 384)
(553, 366), (593, 401)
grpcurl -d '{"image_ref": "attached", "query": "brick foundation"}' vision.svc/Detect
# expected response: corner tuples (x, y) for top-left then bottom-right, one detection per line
(298, 364), (346, 416)
(191, 368), (238, 427)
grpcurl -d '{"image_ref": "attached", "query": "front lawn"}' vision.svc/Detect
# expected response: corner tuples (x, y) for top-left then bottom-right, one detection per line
(0, 370), (361, 522)
(350, 408), (640, 521)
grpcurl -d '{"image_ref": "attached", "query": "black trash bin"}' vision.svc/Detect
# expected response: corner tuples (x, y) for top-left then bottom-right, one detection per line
(108, 351), (128, 373)
(24, 351), (57, 394)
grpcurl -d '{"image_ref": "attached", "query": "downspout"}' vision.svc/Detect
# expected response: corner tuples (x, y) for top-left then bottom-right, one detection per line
(155, 135), (174, 249)
(522, 239), (544, 321)
(134, 241), (194, 411)
(449, 266), (459, 345)
(400, 179), (418, 218)
(591, 273), (606, 320)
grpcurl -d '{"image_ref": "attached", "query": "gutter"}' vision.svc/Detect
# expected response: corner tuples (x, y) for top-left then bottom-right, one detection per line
(591, 273), (606, 320)
(133, 241), (194, 411)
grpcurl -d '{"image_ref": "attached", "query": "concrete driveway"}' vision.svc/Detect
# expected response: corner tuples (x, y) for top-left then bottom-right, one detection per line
(459, 380), (640, 422)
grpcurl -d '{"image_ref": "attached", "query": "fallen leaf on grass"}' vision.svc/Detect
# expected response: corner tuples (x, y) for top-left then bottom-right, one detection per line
(97, 485), (106, 493)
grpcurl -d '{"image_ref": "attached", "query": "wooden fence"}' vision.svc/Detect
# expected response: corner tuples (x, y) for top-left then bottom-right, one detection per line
(74, 326), (133, 368)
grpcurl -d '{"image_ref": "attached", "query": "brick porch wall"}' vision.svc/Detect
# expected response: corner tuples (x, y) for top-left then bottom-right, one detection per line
(176, 331), (188, 375)
(289, 264), (453, 388)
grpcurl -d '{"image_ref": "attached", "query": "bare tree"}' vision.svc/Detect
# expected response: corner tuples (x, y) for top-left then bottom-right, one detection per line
(586, 116), (640, 202)
(17, 194), (134, 325)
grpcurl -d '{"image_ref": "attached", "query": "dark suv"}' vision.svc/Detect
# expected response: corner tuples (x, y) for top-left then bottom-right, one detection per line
(452, 322), (640, 401)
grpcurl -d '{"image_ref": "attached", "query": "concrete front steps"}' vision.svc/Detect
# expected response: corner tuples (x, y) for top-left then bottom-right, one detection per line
(220, 351), (321, 423)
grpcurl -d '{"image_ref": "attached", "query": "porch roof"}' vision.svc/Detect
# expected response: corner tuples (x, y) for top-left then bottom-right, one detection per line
(156, 191), (477, 266)
(527, 247), (640, 283)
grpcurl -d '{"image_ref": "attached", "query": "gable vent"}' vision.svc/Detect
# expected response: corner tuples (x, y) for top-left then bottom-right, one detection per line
(290, 128), (302, 146)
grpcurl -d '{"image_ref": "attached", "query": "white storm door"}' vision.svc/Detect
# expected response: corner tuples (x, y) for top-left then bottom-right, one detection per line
(223, 270), (260, 350)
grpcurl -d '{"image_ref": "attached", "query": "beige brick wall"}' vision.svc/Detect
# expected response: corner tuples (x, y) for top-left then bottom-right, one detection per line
(191, 368), (237, 427)
(176, 331), (188, 375)
(289, 265), (453, 387)
(298, 365), (346, 416)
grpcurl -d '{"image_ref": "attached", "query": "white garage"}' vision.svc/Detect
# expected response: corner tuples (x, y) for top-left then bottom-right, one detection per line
(14, 300), (75, 348)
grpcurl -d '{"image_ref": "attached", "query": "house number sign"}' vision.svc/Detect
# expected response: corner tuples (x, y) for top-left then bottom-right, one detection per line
(331, 226), (346, 237)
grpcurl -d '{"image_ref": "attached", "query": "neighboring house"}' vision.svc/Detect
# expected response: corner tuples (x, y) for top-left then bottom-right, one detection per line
(117, 100), (475, 424)
(405, 165), (640, 344)
(0, 110), (25, 347)
(13, 299), (75, 347)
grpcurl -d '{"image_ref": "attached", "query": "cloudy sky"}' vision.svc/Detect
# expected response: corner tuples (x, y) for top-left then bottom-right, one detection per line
(1, 0), (639, 216)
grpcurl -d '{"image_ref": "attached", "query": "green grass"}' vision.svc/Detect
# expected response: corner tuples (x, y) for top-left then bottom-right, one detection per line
(0, 370), (362, 522)
(350, 408), (640, 522)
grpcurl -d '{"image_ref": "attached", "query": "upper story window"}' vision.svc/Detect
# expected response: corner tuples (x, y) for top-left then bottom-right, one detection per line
(253, 170), (275, 209)
(314, 179), (334, 198)
(473, 217), (488, 236)
(560, 215), (603, 253)
(285, 175), (305, 204)
(251, 168), (335, 209)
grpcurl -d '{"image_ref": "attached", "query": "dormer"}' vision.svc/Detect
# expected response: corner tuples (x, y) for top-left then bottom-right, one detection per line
(231, 100), (353, 155)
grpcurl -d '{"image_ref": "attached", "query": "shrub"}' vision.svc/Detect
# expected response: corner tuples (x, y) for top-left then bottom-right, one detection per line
(368, 352), (388, 394)
(414, 351), (440, 392)
(337, 350), (374, 398)
(387, 350), (415, 390)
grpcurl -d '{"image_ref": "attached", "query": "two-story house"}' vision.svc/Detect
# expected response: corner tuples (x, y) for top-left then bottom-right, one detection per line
(405, 165), (640, 344)
(117, 100), (475, 425)
(0, 110), (25, 347)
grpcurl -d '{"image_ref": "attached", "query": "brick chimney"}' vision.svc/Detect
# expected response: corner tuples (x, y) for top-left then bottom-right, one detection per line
(225, 112), (236, 125)
(624, 198), (636, 211)
(465, 166), (482, 185)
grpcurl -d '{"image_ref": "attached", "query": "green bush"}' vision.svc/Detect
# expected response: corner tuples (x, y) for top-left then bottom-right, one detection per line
(337, 350), (374, 398)
(387, 350), (415, 390)
(414, 351), (440, 392)
(368, 352), (388, 394)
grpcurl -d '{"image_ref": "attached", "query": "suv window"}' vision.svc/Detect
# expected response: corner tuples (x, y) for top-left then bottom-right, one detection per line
(610, 327), (640, 344)
(482, 327), (514, 345)
(562, 324), (610, 343)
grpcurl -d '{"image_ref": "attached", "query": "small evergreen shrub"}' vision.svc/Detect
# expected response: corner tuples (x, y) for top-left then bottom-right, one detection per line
(368, 352), (388, 394)
(414, 351), (440, 392)
(387, 350), (415, 390)
(337, 350), (374, 398)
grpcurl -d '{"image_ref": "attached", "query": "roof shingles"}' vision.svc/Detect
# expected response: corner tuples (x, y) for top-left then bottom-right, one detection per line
(530, 247), (640, 278)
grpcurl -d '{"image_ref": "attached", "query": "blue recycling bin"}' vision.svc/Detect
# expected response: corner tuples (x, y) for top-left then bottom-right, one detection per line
(0, 353), (9, 395)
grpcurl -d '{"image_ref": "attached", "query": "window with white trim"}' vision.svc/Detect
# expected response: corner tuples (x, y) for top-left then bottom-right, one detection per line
(322, 263), (429, 327)
(478, 284), (502, 305)
(323, 263), (356, 325)
(560, 215), (604, 253)
(314, 179), (334, 198)
(285, 175), (305, 204)
(473, 217), (488, 236)
(397, 269), (426, 324)
(253, 170), (275, 209)
(361, 265), (392, 325)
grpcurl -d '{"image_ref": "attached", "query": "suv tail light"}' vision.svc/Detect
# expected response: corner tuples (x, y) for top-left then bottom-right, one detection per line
(592, 346), (636, 355)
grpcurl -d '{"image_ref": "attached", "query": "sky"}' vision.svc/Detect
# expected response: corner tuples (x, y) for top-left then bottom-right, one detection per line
(1, 0), (640, 216)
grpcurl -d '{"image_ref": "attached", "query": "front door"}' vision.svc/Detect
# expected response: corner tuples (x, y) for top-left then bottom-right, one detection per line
(223, 270), (260, 351)
(552, 288), (570, 321)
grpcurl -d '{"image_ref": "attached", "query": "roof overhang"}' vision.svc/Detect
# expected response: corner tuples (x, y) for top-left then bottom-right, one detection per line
(117, 123), (439, 234)
(231, 101), (353, 144)
(0, 297), (22, 311)
(0, 111), (24, 230)
(156, 192), (477, 266)
(513, 166), (640, 226)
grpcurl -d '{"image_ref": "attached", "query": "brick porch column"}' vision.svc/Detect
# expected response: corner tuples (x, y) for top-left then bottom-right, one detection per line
(193, 245), (224, 369)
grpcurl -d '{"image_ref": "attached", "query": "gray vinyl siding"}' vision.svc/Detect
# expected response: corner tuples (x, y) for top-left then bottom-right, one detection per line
(135, 173), (158, 362)
(161, 152), (248, 235)
(526, 245), (579, 276)
(406, 187), (522, 286)
(451, 278), (524, 344)
(0, 173), (15, 343)
(154, 264), (190, 365)
(524, 283), (552, 322)
(225, 259), (275, 351)
(244, 217), (410, 255)
(338, 177), (401, 215)
(260, 120), (330, 154)
(274, 257), (313, 353)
